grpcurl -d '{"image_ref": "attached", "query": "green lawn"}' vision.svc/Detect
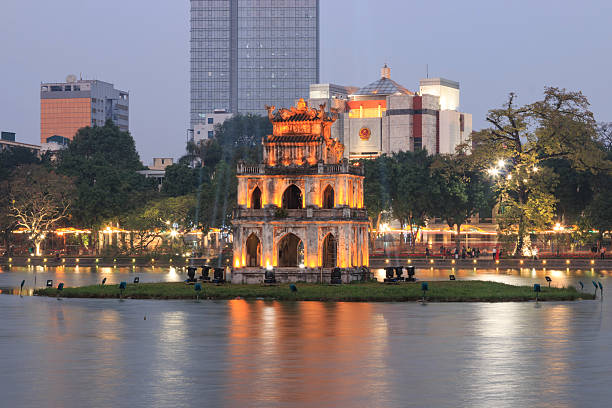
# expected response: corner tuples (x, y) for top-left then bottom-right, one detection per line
(34, 280), (593, 302)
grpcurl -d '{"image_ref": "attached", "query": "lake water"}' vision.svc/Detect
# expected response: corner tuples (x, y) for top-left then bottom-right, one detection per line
(0, 266), (610, 407)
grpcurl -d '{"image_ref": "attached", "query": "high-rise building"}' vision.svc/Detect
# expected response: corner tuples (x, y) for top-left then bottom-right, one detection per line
(40, 75), (129, 144)
(190, 0), (319, 127)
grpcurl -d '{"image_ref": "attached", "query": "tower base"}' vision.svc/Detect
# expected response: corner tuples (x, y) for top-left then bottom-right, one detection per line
(231, 267), (371, 284)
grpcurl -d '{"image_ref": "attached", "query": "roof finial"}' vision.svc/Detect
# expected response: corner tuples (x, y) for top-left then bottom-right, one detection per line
(381, 64), (390, 79)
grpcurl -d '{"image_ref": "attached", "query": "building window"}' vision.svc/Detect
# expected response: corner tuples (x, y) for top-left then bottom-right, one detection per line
(282, 185), (303, 209)
(322, 185), (334, 209)
(207, 117), (214, 124)
(207, 131), (214, 138)
(414, 137), (422, 151)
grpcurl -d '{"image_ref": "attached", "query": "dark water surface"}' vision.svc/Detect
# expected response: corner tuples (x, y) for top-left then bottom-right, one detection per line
(0, 266), (611, 407)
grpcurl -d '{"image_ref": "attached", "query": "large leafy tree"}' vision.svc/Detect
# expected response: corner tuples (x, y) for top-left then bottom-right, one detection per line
(161, 163), (200, 197)
(196, 160), (236, 233)
(0, 147), (42, 182)
(0, 147), (44, 250)
(471, 87), (605, 256)
(3, 164), (76, 255)
(431, 154), (494, 250)
(390, 150), (436, 248)
(585, 187), (612, 247)
(56, 121), (156, 232)
(362, 156), (393, 235)
(121, 195), (196, 254)
(544, 158), (594, 225)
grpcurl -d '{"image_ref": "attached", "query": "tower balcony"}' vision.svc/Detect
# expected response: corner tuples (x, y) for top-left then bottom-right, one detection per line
(233, 206), (368, 221)
(237, 161), (364, 176)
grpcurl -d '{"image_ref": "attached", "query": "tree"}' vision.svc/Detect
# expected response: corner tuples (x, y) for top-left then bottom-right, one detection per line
(584, 189), (612, 248)
(0, 147), (42, 182)
(470, 87), (605, 256)
(544, 158), (593, 225)
(161, 163), (200, 197)
(596, 122), (612, 151)
(362, 156), (393, 235)
(4, 164), (75, 255)
(431, 154), (494, 251)
(121, 195), (196, 254)
(196, 160), (236, 233)
(390, 150), (436, 248)
(56, 121), (156, 235)
(0, 147), (44, 251)
(181, 114), (270, 169)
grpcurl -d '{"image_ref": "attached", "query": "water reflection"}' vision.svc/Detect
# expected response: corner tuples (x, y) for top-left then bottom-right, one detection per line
(0, 268), (611, 407)
(0, 266), (188, 292)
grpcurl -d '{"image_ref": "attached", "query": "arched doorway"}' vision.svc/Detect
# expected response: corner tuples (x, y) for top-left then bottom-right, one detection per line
(278, 233), (304, 267)
(322, 234), (337, 268)
(322, 185), (334, 209)
(246, 233), (261, 267)
(251, 186), (262, 209)
(281, 184), (303, 209)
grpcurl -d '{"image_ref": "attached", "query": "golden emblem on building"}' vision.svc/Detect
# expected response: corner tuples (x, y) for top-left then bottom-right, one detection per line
(359, 127), (371, 141)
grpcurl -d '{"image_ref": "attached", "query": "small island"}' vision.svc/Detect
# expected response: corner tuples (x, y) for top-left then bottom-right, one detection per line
(35, 281), (592, 302)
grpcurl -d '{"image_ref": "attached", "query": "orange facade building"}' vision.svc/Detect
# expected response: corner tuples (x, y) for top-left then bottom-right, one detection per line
(40, 98), (91, 145)
(40, 76), (129, 144)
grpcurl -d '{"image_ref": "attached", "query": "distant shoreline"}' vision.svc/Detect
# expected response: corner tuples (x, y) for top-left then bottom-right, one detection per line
(2, 255), (611, 270)
(34, 281), (593, 302)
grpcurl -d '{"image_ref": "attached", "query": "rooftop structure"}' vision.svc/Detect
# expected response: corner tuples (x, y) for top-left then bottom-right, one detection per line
(0, 131), (41, 155)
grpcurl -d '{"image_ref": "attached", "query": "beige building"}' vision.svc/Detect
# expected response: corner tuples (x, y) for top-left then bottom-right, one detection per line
(231, 99), (369, 284)
(309, 65), (472, 159)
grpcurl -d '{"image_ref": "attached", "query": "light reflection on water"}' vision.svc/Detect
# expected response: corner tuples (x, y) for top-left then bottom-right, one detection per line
(0, 267), (610, 407)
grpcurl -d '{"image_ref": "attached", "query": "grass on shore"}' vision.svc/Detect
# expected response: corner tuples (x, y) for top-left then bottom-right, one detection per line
(34, 280), (593, 302)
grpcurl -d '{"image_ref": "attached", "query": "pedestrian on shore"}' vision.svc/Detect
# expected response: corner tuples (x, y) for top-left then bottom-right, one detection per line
(492, 247), (497, 261)
(601, 247), (606, 260)
(425, 247), (430, 258)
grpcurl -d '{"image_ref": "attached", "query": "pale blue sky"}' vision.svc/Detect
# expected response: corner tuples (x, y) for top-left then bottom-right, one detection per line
(2, 0), (611, 163)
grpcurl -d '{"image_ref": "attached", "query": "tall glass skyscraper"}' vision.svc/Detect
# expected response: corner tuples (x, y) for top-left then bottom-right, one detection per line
(190, 0), (319, 127)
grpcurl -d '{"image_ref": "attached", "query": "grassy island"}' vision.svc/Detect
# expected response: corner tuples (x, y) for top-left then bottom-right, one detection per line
(34, 281), (593, 302)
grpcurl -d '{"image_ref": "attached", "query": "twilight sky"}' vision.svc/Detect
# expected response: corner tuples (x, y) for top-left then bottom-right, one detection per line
(1, 0), (611, 164)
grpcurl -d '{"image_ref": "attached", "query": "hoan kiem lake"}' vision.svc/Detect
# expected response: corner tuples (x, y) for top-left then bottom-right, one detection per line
(0, 265), (610, 407)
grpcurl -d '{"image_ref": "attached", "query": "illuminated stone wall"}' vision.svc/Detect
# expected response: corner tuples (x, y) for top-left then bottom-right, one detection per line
(232, 100), (369, 283)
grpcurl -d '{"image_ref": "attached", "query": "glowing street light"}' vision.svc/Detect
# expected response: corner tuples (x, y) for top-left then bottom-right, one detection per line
(487, 168), (500, 177)
(497, 159), (506, 168)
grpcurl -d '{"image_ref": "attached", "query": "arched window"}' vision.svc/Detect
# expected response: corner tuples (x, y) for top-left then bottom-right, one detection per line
(251, 186), (262, 209)
(246, 233), (261, 267)
(322, 234), (337, 268)
(322, 185), (334, 209)
(278, 233), (304, 267)
(281, 184), (303, 209)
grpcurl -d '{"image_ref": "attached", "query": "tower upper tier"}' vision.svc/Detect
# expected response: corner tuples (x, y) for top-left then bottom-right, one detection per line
(263, 98), (344, 166)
